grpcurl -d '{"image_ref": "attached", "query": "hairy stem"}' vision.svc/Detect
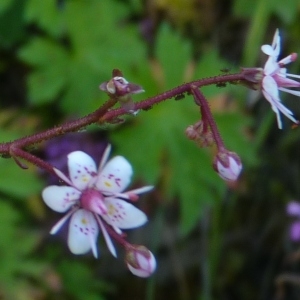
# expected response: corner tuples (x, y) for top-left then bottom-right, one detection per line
(0, 72), (246, 170)
(190, 86), (225, 150)
(99, 72), (244, 123)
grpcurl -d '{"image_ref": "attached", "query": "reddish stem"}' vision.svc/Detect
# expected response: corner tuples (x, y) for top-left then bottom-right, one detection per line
(0, 98), (118, 171)
(190, 86), (225, 150)
(100, 73), (244, 122)
(0, 72), (245, 171)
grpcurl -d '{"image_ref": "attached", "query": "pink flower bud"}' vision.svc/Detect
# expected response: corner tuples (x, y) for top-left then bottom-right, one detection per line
(99, 74), (144, 112)
(125, 245), (156, 278)
(213, 150), (242, 181)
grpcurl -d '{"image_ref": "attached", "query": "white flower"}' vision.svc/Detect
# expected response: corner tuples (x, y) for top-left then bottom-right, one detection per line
(42, 145), (153, 258)
(261, 29), (300, 129)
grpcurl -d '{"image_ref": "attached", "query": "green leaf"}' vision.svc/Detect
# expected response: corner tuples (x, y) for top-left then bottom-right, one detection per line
(156, 22), (191, 88)
(0, 0), (13, 14)
(273, 0), (299, 24)
(0, 159), (43, 199)
(27, 67), (67, 105)
(58, 260), (106, 300)
(233, 0), (258, 17)
(0, 0), (26, 47)
(0, 199), (45, 298)
(19, 38), (69, 67)
(25, 0), (64, 37)
(19, 38), (69, 105)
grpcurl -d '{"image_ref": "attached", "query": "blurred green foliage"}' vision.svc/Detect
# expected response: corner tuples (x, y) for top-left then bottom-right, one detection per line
(0, 0), (300, 299)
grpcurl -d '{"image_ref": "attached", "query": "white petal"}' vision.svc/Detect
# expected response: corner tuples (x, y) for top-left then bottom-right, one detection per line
(68, 151), (97, 190)
(109, 186), (154, 201)
(263, 76), (297, 124)
(262, 89), (282, 129)
(95, 215), (117, 257)
(96, 156), (133, 193)
(263, 75), (279, 99)
(68, 209), (99, 256)
(271, 28), (280, 57)
(50, 208), (77, 234)
(102, 198), (147, 229)
(53, 168), (73, 186)
(264, 56), (278, 75)
(279, 87), (300, 97)
(42, 186), (80, 212)
(261, 44), (275, 56)
(262, 76), (282, 128)
(127, 185), (154, 195)
(98, 144), (111, 171)
(286, 73), (300, 79)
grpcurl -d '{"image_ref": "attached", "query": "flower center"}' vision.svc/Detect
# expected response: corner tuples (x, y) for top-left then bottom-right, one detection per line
(80, 188), (108, 215)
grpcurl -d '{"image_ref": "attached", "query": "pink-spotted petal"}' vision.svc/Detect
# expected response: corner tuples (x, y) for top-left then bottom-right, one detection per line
(68, 209), (99, 257)
(96, 156), (133, 193)
(42, 186), (80, 213)
(102, 198), (147, 229)
(68, 151), (97, 190)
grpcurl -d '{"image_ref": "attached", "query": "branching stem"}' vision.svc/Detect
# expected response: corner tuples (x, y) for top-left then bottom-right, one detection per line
(0, 72), (246, 171)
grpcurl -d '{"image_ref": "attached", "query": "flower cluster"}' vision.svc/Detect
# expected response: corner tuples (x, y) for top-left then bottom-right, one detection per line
(42, 144), (156, 277)
(261, 29), (300, 129)
(28, 29), (300, 279)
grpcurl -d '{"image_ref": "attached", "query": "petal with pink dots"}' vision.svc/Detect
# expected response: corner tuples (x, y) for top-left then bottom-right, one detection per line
(42, 186), (80, 213)
(102, 198), (147, 229)
(68, 209), (99, 257)
(68, 151), (97, 190)
(96, 156), (132, 193)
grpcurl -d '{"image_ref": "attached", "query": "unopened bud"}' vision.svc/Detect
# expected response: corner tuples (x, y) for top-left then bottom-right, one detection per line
(213, 150), (242, 181)
(99, 75), (144, 113)
(125, 245), (156, 278)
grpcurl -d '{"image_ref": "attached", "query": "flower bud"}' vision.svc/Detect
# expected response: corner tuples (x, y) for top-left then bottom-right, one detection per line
(213, 150), (242, 181)
(125, 245), (156, 278)
(99, 71), (144, 112)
